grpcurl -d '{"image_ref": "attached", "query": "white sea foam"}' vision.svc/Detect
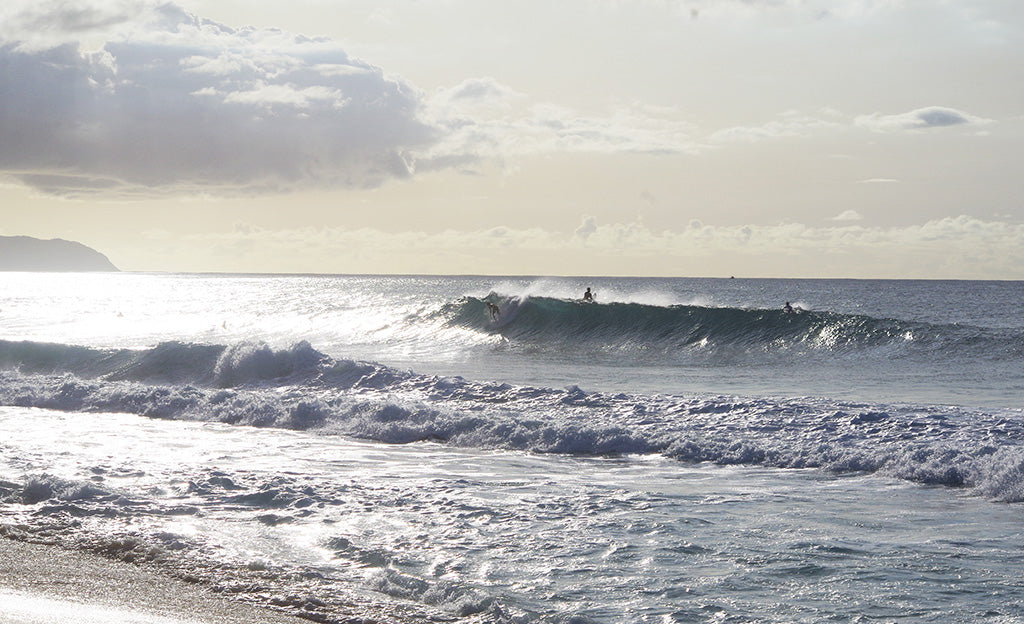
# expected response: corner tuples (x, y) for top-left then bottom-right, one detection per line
(1, 338), (1022, 501)
(4, 403), (1024, 624)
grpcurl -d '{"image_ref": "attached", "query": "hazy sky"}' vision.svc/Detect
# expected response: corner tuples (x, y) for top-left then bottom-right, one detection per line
(1, 0), (1022, 278)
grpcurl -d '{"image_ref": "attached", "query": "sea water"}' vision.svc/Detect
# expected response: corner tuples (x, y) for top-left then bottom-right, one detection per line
(0, 272), (1022, 623)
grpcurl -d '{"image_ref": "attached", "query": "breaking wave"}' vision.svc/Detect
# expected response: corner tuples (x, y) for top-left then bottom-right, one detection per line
(441, 295), (1024, 362)
(1, 338), (1023, 502)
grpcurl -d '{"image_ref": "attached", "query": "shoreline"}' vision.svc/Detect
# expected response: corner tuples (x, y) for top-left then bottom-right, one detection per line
(0, 537), (313, 624)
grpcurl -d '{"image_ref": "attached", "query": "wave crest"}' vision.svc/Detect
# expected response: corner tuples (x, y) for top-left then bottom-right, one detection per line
(213, 341), (325, 387)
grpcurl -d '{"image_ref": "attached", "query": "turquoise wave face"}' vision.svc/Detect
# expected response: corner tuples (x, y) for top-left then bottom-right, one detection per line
(441, 294), (1024, 361)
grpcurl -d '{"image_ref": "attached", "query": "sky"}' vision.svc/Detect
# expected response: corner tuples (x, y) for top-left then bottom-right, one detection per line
(1, 0), (1022, 278)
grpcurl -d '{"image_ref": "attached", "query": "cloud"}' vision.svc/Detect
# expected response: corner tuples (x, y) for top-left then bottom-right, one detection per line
(832, 210), (862, 222)
(144, 214), (1024, 278)
(855, 106), (993, 132)
(422, 98), (700, 168)
(703, 106), (997, 147)
(574, 215), (598, 241)
(710, 111), (843, 143)
(433, 77), (523, 107)
(0, 1), (439, 196)
(0, 0), (149, 47)
(0, 2), (705, 196)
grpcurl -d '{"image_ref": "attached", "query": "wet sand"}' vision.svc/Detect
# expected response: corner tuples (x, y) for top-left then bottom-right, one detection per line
(0, 538), (312, 624)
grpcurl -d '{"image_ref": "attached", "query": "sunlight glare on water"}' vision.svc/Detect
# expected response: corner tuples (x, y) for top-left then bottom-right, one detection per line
(3, 405), (1024, 622)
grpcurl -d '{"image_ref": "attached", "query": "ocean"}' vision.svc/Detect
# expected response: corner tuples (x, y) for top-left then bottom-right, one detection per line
(1, 272), (1022, 623)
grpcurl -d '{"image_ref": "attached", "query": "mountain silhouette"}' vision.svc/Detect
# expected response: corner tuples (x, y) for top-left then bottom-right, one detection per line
(0, 236), (119, 271)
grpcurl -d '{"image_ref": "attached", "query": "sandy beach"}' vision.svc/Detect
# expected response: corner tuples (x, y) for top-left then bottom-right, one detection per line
(0, 538), (312, 624)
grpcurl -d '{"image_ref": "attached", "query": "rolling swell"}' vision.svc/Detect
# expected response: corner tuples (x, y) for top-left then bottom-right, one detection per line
(444, 295), (1024, 359)
(0, 338), (1023, 501)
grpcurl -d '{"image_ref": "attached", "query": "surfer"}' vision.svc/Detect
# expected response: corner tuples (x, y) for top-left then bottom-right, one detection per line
(783, 301), (794, 314)
(583, 287), (594, 302)
(487, 302), (501, 320)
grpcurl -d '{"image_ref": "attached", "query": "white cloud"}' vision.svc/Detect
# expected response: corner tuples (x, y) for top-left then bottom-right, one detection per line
(422, 99), (700, 168)
(574, 215), (599, 241)
(855, 106), (993, 132)
(0, 2), (706, 196)
(1, 0), (1014, 201)
(218, 84), (349, 109)
(146, 214), (1024, 278)
(710, 111), (843, 143)
(708, 105), (999, 144)
(432, 77), (523, 107)
(832, 210), (863, 222)
(0, 1), (438, 196)
(0, 0), (150, 48)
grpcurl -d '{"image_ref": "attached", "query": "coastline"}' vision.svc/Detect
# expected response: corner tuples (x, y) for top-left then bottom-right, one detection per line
(0, 537), (312, 624)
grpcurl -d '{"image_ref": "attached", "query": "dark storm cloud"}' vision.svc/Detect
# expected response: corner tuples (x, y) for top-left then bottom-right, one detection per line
(0, 4), (441, 196)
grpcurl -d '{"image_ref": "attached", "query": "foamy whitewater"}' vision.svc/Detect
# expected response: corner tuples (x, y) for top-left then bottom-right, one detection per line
(1, 273), (1023, 623)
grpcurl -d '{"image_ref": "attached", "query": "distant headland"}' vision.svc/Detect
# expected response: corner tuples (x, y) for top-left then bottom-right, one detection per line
(0, 236), (119, 272)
